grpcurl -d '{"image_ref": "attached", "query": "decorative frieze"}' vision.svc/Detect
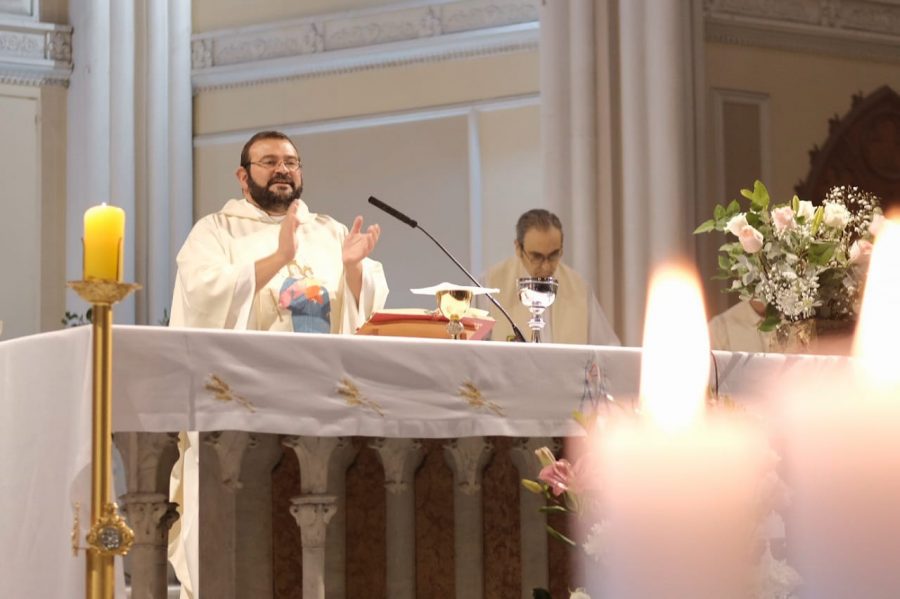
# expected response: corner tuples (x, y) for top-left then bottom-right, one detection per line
(0, 20), (72, 86)
(705, 0), (900, 63)
(191, 0), (539, 91)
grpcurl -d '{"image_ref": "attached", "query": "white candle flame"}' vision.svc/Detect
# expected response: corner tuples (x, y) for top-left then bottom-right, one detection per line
(853, 216), (900, 391)
(639, 264), (710, 431)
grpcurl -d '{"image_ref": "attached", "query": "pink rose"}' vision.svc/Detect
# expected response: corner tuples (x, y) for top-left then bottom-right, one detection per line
(849, 239), (873, 263)
(738, 225), (764, 253)
(539, 459), (575, 497)
(771, 206), (796, 234)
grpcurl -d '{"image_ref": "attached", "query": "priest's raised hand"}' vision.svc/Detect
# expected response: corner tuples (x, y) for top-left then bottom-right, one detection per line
(342, 215), (381, 303)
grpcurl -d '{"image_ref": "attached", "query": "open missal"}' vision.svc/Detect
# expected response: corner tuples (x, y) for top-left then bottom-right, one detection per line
(356, 308), (495, 340)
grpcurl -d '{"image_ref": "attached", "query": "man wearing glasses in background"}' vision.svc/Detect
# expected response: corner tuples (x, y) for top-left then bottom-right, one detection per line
(167, 130), (388, 598)
(480, 209), (619, 345)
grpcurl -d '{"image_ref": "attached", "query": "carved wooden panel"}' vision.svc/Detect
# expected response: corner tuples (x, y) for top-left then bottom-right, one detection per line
(345, 442), (387, 599)
(272, 446), (303, 599)
(796, 86), (900, 211)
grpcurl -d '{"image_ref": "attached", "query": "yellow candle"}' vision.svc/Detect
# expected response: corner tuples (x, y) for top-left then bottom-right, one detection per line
(83, 204), (125, 281)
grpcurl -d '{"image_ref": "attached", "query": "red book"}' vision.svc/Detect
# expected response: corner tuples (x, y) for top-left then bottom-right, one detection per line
(356, 309), (495, 340)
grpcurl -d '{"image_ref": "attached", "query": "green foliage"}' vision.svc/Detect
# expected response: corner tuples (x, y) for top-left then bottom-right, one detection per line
(62, 308), (93, 327)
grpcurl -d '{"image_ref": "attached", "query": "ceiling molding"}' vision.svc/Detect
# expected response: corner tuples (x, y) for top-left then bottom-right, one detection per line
(0, 18), (72, 87)
(191, 0), (539, 92)
(704, 0), (900, 63)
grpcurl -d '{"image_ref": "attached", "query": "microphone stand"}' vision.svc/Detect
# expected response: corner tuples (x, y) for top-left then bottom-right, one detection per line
(367, 196), (527, 342)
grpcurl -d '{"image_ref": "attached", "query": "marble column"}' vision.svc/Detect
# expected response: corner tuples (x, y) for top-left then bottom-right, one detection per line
(199, 431), (252, 599)
(510, 437), (554, 599)
(324, 441), (359, 599)
(372, 438), (425, 599)
(444, 437), (494, 599)
(284, 436), (352, 599)
(235, 433), (285, 599)
(114, 432), (180, 598)
(617, 0), (703, 343)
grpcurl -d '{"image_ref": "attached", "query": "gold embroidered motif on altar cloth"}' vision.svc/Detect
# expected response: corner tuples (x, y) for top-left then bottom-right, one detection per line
(205, 374), (256, 413)
(337, 377), (385, 416)
(458, 380), (504, 416)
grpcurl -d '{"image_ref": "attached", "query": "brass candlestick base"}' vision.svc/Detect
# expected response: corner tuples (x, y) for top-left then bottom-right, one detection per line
(67, 279), (140, 599)
(68, 279), (142, 305)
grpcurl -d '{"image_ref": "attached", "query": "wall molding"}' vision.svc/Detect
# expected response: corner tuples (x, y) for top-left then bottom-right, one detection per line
(0, 18), (72, 87)
(704, 0), (900, 63)
(193, 92), (539, 147)
(191, 0), (539, 92)
(191, 0), (900, 93)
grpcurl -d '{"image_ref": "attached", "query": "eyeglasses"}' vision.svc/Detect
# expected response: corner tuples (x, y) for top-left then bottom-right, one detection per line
(246, 158), (302, 171)
(521, 248), (562, 266)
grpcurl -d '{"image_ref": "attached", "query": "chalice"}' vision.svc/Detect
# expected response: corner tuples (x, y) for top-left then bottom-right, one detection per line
(436, 289), (474, 340)
(517, 277), (558, 343)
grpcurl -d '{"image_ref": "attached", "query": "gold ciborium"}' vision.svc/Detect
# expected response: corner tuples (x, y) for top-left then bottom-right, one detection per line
(436, 289), (474, 340)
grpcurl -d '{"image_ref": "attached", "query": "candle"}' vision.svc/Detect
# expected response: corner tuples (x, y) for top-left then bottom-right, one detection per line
(83, 204), (125, 281)
(786, 216), (900, 598)
(598, 264), (767, 599)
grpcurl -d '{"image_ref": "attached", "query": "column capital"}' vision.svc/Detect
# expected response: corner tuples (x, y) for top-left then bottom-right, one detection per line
(371, 438), (424, 495)
(283, 436), (351, 494)
(289, 495), (338, 548)
(202, 431), (251, 491)
(120, 492), (179, 547)
(444, 437), (494, 496)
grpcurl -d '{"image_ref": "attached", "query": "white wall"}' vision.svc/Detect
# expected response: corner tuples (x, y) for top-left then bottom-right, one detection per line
(0, 87), (41, 340)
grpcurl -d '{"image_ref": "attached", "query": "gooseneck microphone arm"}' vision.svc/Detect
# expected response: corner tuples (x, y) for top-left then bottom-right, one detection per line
(368, 196), (527, 343)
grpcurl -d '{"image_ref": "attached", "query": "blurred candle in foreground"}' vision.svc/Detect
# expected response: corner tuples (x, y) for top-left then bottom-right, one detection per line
(787, 216), (900, 598)
(83, 203), (125, 280)
(600, 263), (767, 599)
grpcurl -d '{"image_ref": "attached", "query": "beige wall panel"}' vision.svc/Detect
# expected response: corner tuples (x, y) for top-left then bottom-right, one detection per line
(0, 88), (40, 340)
(193, 51), (539, 135)
(301, 117), (470, 309)
(478, 105), (541, 272)
(193, 0), (400, 33)
(705, 42), (900, 204)
(194, 117), (470, 310)
(194, 142), (245, 221)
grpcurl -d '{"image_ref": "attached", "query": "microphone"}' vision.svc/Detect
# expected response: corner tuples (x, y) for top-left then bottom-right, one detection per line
(368, 195), (527, 343)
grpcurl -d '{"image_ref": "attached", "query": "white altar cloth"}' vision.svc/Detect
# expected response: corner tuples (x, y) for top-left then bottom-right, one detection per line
(0, 325), (846, 597)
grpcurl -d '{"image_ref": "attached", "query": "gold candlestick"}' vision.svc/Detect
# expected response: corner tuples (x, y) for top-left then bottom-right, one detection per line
(68, 279), (141, 599)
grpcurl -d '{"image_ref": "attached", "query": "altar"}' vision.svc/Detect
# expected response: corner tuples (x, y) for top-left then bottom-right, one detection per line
(0, 326), (838, 598)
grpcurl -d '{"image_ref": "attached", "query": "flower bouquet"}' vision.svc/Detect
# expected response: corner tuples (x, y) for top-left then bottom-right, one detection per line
(694, 181), (882, 332)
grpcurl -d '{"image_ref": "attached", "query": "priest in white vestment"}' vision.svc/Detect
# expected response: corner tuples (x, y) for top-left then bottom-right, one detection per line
(168, 131), (389, 598)
(480, 209), (619, 345)
(708, 300), (770, 353)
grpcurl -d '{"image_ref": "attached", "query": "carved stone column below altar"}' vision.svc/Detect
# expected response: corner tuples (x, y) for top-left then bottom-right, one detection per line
(291, 495), (338, 599)
(120, 492), (179, 599)
(200, 431), (251, 599)
(444, 437), (494, 599)
(324, 440), (359, 599)
(283, 436), (351, 599)
(372, 438), (425, 599)
(510, 437), (553, 599)
(235, 433), (285, 599)
(114, 432), (179, 598)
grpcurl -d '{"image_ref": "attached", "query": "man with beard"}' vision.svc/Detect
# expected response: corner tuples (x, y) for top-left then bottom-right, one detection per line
(170, 130), (388, 332)
(167, 131), (388, 598)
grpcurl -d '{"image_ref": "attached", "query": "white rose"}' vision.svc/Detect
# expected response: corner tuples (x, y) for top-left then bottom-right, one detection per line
(823, 202), (850, 229)
(569, 589), (592, 599)
(797, 200), (815, 221)
(726, 213), (748, 236)
(738, 225), (764, 254)
(771, 206), (796, 234)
